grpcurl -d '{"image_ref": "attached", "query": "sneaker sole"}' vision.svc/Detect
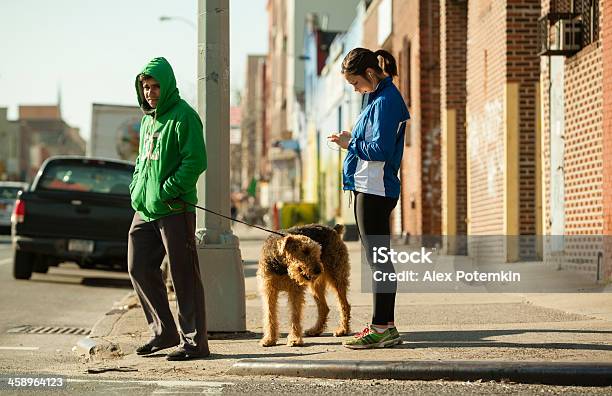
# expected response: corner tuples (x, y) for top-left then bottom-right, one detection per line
(343, 337), (402, 350)
(136, 343), (179, 355)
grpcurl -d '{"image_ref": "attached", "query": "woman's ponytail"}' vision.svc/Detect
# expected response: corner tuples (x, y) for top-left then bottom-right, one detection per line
(342, 47), (398, 78)
(374, 49), (398, 77)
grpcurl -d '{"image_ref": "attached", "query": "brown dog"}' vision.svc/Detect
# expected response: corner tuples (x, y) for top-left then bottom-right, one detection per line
(257, 224), (351, 347)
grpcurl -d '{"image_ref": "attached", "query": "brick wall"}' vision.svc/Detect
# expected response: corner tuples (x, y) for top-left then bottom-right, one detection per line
(563, 45), (603, 236)
(541, 57), (551, 236)
(507, 1), (541, 259)
(539, 0), (607, 278)
(440, 0), (468, 237)
(417, 0), (441, 237)
(360, 0), (442, 238)
(391, 0), (422, 237)
(540, 2), (551, 236)
(540, 0), (599, 240)
(562, 41), (603, 274)
(603, 0), (612, 279)
(466, 0), (507, 236)
(466, 0), (540, 261)
(507, 1), (540, 239)
(541, 1), (605, 239)
(389, 0), (441, 238)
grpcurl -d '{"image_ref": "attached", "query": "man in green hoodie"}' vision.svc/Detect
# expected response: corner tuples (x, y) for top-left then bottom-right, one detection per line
(128, 57), (209, 361)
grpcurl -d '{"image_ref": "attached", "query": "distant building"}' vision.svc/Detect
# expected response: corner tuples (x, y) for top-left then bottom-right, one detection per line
(265, 0), (362, 207)
(18, 105), (85, 181)
(241, 55), (267, 203)
(303, 6), (365, 230)
(229, 105), (242, 193)
(0, 108), (20, 180)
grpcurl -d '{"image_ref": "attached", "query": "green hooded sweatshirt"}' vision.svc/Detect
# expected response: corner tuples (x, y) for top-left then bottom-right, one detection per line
(129, 57), (207, 222)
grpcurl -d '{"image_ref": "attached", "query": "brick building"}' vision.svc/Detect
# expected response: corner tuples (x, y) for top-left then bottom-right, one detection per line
(0, 108), (20, 180)
(240, 55), (267, 199)
(361, 0), (442, 239)
(604, 0), (612, 280)
(264, 0), (361, 208)
(437, 0), (541, 261)
(18, 105), (85, 181)
(440, 0), (468, 251)
(270, 0), (611, 279)
(539, 0), (608, 278)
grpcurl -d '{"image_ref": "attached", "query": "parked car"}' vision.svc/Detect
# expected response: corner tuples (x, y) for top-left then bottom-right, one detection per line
(11, 156), (135, 279)
(0, 181), (28, 235)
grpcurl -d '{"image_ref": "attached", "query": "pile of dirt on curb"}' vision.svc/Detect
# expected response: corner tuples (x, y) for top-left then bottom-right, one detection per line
(80, 341), (124, 363)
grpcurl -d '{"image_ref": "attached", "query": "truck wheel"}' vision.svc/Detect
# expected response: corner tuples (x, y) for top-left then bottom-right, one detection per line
(33, 257), (49, 274)
(13, 250), (34, 280)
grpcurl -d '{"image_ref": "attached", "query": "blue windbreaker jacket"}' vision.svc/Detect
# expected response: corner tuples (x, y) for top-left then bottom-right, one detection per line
(342, 76), (410, 198)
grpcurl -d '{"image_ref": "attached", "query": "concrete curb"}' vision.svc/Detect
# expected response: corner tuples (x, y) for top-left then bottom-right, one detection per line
(228, 359), (612, 386)
(75, 292), (137, 356)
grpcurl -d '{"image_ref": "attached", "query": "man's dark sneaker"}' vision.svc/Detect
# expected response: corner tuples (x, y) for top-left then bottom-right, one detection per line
(136, 338), (180, 356)
(166, 347), (210, 361)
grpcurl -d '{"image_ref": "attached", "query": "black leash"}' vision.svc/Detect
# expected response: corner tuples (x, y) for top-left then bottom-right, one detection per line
(179, 200), (286, 237)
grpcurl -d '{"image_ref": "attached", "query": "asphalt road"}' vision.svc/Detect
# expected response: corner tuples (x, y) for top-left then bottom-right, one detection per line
(0, 235), (131, 375)
(1, 376), (612, 395)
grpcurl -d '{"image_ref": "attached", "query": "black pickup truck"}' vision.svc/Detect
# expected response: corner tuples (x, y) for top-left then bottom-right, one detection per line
(11, 156), (135, 280)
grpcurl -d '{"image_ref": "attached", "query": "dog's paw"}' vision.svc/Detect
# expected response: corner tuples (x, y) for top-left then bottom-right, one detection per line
(260, 337), (277, 347)
(333, 327), (350, 337)
(286, 337), (304, 347)
(304, 327), (323, 337)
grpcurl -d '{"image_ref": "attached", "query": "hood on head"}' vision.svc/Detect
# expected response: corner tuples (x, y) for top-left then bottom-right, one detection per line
(135, 57), (181, 116)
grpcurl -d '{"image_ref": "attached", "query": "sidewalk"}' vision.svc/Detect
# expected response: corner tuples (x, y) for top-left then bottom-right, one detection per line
(77, 223), (612, 385)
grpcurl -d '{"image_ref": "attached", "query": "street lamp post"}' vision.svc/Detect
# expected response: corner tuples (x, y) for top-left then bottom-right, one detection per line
(159, 15), (196, 30)
(195, 0), (246, 332)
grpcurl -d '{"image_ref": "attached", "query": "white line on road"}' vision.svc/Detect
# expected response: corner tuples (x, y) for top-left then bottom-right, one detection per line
(0, 346), (40, 351)
(0, 258), (11, 266)
(68, 379), (233, 388)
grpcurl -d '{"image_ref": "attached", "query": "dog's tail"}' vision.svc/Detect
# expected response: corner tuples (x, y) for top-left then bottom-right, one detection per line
(333, 224), (345, 237)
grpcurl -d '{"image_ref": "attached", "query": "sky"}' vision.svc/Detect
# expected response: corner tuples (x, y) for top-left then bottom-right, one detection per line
(0, 0), (268, 141)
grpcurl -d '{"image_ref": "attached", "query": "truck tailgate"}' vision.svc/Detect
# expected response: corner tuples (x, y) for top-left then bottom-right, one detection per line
(16, 190), (134, 241)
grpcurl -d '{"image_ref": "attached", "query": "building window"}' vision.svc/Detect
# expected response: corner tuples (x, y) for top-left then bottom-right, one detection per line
(578, 0), (599, 46)
(377, 0), (393, 46)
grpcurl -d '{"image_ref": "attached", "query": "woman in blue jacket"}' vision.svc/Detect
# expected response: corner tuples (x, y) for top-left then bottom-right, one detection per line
(329, 47), (410, 349)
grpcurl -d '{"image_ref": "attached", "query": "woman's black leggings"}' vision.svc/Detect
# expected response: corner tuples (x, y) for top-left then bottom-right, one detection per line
(353, 191), (398, 325)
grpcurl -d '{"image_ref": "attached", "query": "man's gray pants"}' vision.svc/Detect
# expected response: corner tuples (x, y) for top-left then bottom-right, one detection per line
(127, 211), (209, 354)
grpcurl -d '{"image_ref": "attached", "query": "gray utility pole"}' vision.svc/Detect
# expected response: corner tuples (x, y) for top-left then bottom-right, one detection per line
(196, 0), (246, 332)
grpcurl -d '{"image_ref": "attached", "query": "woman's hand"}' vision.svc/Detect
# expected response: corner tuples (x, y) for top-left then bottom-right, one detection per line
(327, 131), (352, 150)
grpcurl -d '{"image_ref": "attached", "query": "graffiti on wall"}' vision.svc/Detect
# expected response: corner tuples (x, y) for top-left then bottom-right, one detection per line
(467, 98), (503, 198)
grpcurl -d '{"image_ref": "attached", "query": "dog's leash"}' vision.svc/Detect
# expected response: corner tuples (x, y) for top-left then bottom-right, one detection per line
(178, 199), (286, 237)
